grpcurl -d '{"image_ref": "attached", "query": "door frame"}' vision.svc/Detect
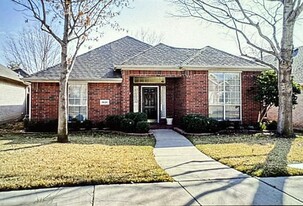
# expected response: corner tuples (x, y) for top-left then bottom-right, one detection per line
(141, 86), (160, 123)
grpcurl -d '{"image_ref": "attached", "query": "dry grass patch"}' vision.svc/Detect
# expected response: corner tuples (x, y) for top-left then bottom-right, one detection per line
(189, 134), (303, 177)
(0, 132), (172, 190)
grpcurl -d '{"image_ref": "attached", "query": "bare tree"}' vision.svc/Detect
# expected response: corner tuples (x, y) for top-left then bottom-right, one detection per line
(133, 28), (164, 45)
(12, 0), (129, 142)
(172, 0), (303, 137)
(3, 25), (60, 74)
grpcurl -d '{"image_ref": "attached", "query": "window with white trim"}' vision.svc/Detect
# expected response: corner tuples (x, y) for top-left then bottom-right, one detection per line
(208, 72), (241, 120)
(68, 84), (87, 121)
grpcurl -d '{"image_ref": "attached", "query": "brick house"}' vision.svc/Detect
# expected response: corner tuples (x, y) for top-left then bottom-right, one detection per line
(25, 36), (265, 125)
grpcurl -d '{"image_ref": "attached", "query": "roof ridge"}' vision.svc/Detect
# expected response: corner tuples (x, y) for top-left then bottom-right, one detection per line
(156, 43), (200, 50)
(181, 47), (206, 66)
(118, 43), (155, 66)
(76, 36), (150, 58)
(203, 46), (258, 65)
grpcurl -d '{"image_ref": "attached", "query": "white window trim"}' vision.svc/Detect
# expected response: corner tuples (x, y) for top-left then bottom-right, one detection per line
(209, 72), (242, 121)
(68, 82), (88, 121)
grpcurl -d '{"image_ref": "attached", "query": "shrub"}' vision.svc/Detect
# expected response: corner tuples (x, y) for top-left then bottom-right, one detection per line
(82, 119), (92, 130)
(106, 115), (124, 130)
(259, 122), (267, 131)
(217, 120), (230, 131)
(94, 121), (105, 129)
(207, 118), (219, 132)
(125, 112), (147, 124)
(180, 114), (219, 133)
(68, 118), (81, 131)
(120, 118), (135, 133)
(180, 114), (207, 133)
(266, 120), (277, 130)
(136, 121), (150, 133)
(25, 119), (58, 132)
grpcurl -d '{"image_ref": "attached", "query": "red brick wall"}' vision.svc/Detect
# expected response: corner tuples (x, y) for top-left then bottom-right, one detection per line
(30, 70), (261, 126)
(31, 82), (59, 121)
(88, 83), (121, 122)
(166, 78), (175, 117)
(184, 70), (208, 115)
(121, 70), (182, 114)
(241, 71), (261, 125)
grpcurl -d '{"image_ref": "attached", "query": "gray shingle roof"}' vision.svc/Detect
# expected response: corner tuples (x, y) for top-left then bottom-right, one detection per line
(0, 64), (26, 84)
(26, 36), (266, 81)
(120, 44), (262, 68)
(122, 43), (199, 66)
(26, 36), (151, 81)
(185, 46), (261, 67)
(293, 46), (303, 84)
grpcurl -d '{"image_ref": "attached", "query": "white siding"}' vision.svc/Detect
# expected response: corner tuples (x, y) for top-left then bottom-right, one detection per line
(0, 80), (27, 123)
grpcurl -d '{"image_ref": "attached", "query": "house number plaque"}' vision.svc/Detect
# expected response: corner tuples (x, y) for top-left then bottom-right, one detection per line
(100, 100), (110, 105)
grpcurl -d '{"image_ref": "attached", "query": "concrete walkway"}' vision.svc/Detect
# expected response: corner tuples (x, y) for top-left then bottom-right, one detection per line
(1, 129), (303, 205)
(153, 129), (303, 205)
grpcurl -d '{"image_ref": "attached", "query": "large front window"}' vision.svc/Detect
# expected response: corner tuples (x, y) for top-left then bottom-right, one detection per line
(68, 84), (87, 121)
(209, 72), (241, 120)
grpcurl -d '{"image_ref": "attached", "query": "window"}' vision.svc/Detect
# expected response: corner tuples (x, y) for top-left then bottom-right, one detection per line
(160, 86), (166, 118)
(68, 84), (87, 121)
(133, 86), (139, 112)
(133, 77), (165, 84)
(209, 73), (241, 120)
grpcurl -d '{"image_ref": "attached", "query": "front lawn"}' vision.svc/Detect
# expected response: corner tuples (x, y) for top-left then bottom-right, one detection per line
(0, 132), (172, 191)
(189, 134), (303, 177)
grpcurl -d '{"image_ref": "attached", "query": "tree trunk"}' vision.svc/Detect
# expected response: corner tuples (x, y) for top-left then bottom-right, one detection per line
(277, 2), (295, 137)
(57, 0), (71, 143)
(57, 45), (69, 143)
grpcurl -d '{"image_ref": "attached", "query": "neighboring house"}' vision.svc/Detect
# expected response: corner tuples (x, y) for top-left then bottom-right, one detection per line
(0, 64), (29, 124)
(267, 46), (303, 128)
(11, 67), (29, 78)
(24, 36), (266, 125)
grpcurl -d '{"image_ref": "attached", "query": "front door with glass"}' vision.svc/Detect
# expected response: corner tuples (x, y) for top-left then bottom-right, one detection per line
(142, 87), (158, 122)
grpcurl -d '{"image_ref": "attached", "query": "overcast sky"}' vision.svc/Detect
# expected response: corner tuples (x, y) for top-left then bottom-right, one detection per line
(0, 0), (302, 66)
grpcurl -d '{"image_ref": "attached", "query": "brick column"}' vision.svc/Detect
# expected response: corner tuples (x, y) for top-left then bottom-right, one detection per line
(121, 70), (131, 114)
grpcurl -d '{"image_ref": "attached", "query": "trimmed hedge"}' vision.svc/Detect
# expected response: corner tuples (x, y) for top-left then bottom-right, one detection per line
(125, 112), (147, 124)
(105, 115), (124, 131)
(24, 119), (58, 132)
(106, 112), (150, 133)
(180, 114), (219, 133)
(120, 118), (135, 132)
(24, 118), (93, 132)
(136, 121), (150, 133)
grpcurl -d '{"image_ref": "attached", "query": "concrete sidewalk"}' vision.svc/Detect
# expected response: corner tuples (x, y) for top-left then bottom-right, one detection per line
(152, 129), (303, 205)
(1, 129), (303, 205)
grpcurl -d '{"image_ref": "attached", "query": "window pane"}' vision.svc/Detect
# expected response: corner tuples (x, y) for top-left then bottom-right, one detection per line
(209, 72), (241, 120)
(225, 106), (240, 120)
(161, 86), (166, 118)
(68, 84), (87, 121)
(133, 86), (139, 112)
(209, 106), (224, 120)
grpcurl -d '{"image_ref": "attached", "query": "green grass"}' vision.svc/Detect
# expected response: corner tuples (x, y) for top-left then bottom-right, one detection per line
(189, 133), (303, 177)
(0, 132), (172, 191)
